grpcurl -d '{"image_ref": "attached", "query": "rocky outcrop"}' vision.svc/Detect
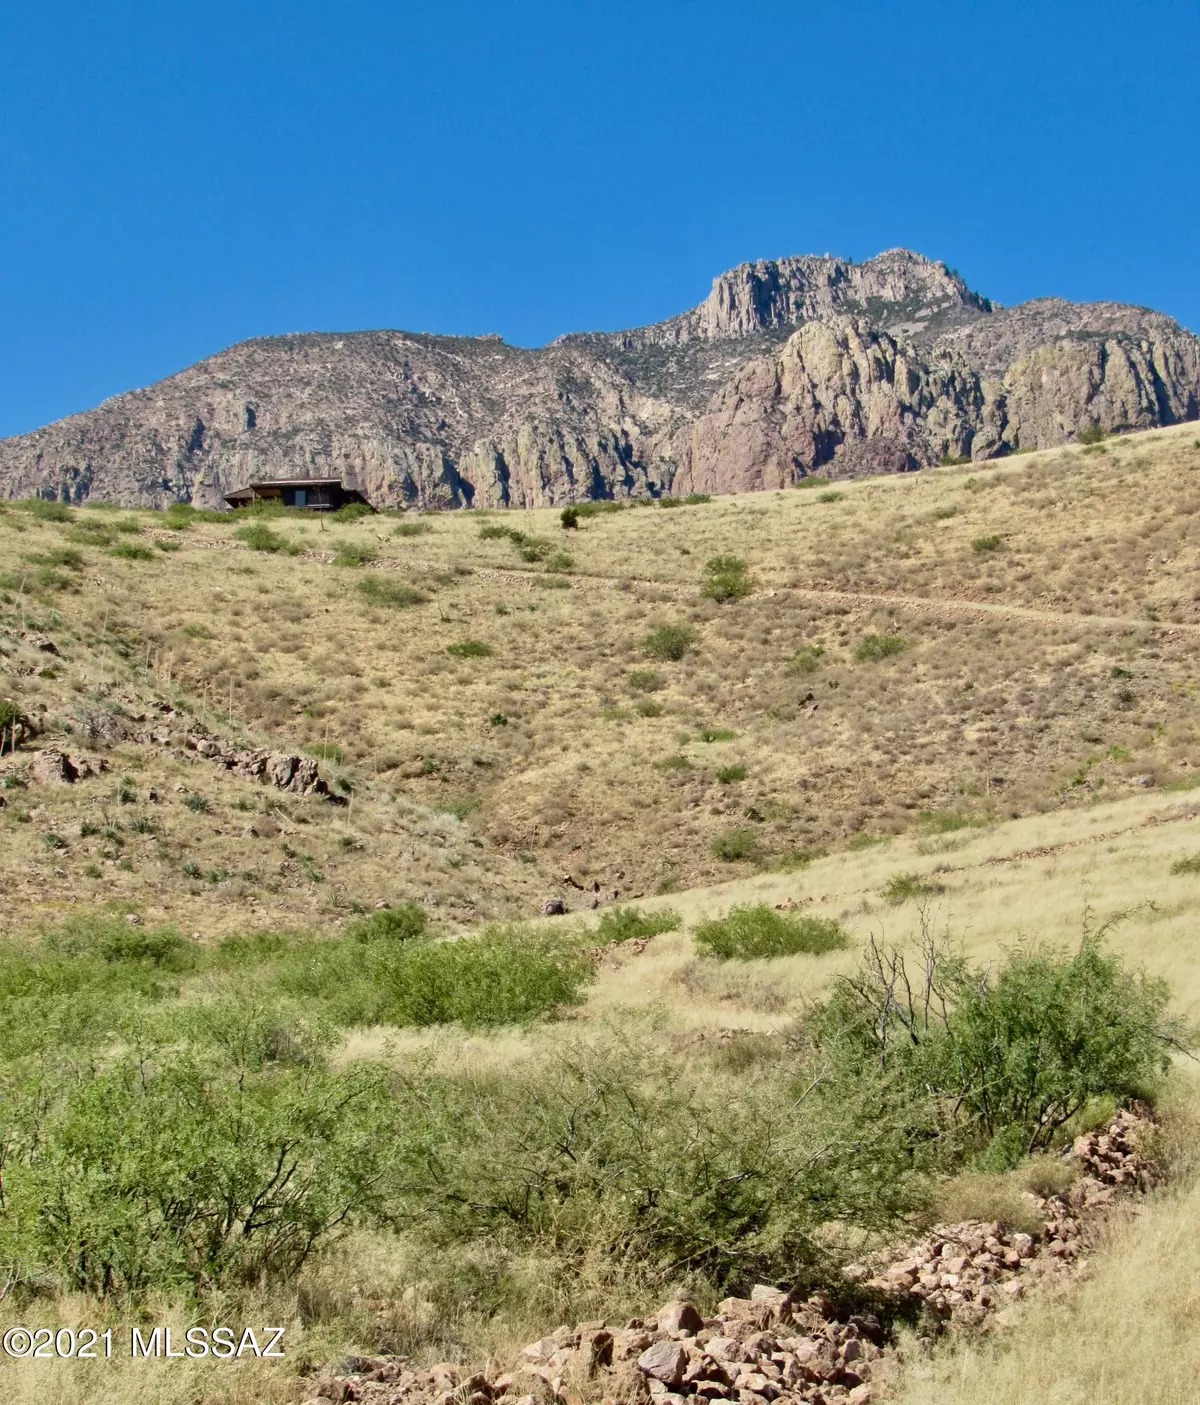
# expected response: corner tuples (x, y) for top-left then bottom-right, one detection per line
(2, 251), (1197, 510)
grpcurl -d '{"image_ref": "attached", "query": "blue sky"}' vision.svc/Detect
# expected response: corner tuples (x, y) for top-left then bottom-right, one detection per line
(1, 0), (1197, 437)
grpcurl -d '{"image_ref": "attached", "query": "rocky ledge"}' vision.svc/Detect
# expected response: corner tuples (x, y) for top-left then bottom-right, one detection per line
(301, 1107), (1158, 1405)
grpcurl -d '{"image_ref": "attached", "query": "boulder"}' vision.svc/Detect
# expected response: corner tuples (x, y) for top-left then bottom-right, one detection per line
(637, 1341), (688, 1386)
(657, 1301), (705, 1336)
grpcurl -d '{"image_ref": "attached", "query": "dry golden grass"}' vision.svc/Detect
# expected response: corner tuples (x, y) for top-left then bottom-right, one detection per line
(3, 422), (1200, 930)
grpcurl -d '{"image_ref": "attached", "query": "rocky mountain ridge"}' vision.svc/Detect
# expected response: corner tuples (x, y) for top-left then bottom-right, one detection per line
(2, 248), (1197, 509)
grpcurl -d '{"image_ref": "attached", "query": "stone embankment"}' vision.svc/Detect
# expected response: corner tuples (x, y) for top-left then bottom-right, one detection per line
(301, 1108), (1158, 1405)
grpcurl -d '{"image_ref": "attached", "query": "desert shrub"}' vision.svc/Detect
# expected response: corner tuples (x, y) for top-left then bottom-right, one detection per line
(775, 848), (819, 872)
(698, 726), (735, 743)
(15, 498), (73, 522)
(0, 1051), (385, 1295)
(881, 871), (945, 903)
(41, 915), (194, 971)
(235, 521), (295, 553)
(345, 900), (428, 944)
(627, 668), (663, 693)
(702, 554), (754, 602)
(446, 640), (492, 659)
(0, 699), (26, 750)
(278, 923), (593, 1029)
(592, 905), (682, 944)
(933, 503), (959, 519)
(357, 576), (425, 608)
(184, 793), (210, 813)
(657, 753), (692, 772)
(788, 644), (825, 674)
(1077, 423), (1106, 445)
(716, 764), (747, 783)
(817, 491), (845, 503)
(67, 521), (115, 544)
(635, 698), (662, 717)
(657, 493), (711, 508)
(1170, 855), (1200, 875)
(795, 475), (829, 489)
(377, 1037), (928, 1288)
(573, 499), (628, 518)
(710, 827), (758, 862)
(305, 741), (343, 763)
(393, 519), (432, 536)
(560, 507), (579, 529)
(855, 633), (907, 661)
(971, 534), (1003, 553)
(813, 931), (1189, 1165)
(332, 502), (374, 522)
(112, 516), (142, 534)
(694, 904), (848, 960)
(332, 541), (376, 567)
(919, 810), (974, 833)
(108, 542), (155, 561)
(643, 623), (695, 661)
(478, 524), (512, 540)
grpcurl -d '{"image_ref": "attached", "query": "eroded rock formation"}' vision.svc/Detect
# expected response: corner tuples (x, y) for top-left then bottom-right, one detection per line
(2, 249), (1196, 509)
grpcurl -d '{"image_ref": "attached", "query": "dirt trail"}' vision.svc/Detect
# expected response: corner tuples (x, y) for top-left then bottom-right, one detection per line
(468, 562), (1200, 635)
(158, 532), (1198, 636)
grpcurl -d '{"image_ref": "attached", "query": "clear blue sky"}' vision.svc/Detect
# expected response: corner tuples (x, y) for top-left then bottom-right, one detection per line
(2, 0), (1197, 437)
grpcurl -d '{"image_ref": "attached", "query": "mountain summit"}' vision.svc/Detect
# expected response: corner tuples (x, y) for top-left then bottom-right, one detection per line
(2, 250), (1197, 509)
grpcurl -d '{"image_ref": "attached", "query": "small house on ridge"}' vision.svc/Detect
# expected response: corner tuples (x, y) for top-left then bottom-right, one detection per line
(223, 478), (374, 512)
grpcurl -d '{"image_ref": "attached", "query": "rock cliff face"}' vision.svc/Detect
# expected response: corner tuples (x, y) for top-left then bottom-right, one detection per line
(2, 249), (1197, 509)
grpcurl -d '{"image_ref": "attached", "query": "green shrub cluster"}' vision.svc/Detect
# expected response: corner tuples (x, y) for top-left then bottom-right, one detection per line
(393, 519), (433, 536)
(643, 622), (695, 661)
(971, 534), (1003, 553)
(812, 930), (1189, 1166)
(332, 502), (374, 521)
(694, 904), (848, 960)
(591, 905), (682, 944)
(332, 541), (377, 566)
(710, 827), (758, 861)
(14, 497), (74, 522)
(701, 554), (754, 602)
(856, 633), (907, 661)
(235, 521), (300, 554)
(0, 904), (1187, 1307)
(357, 575), (425, 608)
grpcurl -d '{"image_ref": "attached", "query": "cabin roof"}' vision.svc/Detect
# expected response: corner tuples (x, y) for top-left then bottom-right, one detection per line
(230, 477), (346, 490)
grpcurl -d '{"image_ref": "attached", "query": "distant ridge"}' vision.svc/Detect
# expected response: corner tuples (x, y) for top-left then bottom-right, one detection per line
(2, 249), (1197, 509)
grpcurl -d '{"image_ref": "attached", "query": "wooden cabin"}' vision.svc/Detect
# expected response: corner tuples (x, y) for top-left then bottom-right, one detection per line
(223, 478), (374, 512)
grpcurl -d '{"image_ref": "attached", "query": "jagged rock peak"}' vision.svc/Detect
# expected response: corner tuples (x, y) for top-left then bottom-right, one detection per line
(566, 248), (993, 351)
(1, 246), (1197, 512)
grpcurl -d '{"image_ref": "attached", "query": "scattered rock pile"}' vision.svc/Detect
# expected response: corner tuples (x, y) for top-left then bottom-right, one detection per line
(857, 1104), (1159, 1327)
(182, 731), (341, 800)
(301, 1108), (1159, 1405)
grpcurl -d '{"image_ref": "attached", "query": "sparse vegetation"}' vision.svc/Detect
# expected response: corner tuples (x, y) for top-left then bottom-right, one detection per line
(709, 826), (758, 861)
(356, 575), (425, 607)
(856, 632), (908, 661)
(446, 639), (492, 658)
(971, 534), (1003, 553)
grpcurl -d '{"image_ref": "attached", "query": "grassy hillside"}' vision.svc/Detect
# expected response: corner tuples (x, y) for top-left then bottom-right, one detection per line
(1, 423), (1199, 1404)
